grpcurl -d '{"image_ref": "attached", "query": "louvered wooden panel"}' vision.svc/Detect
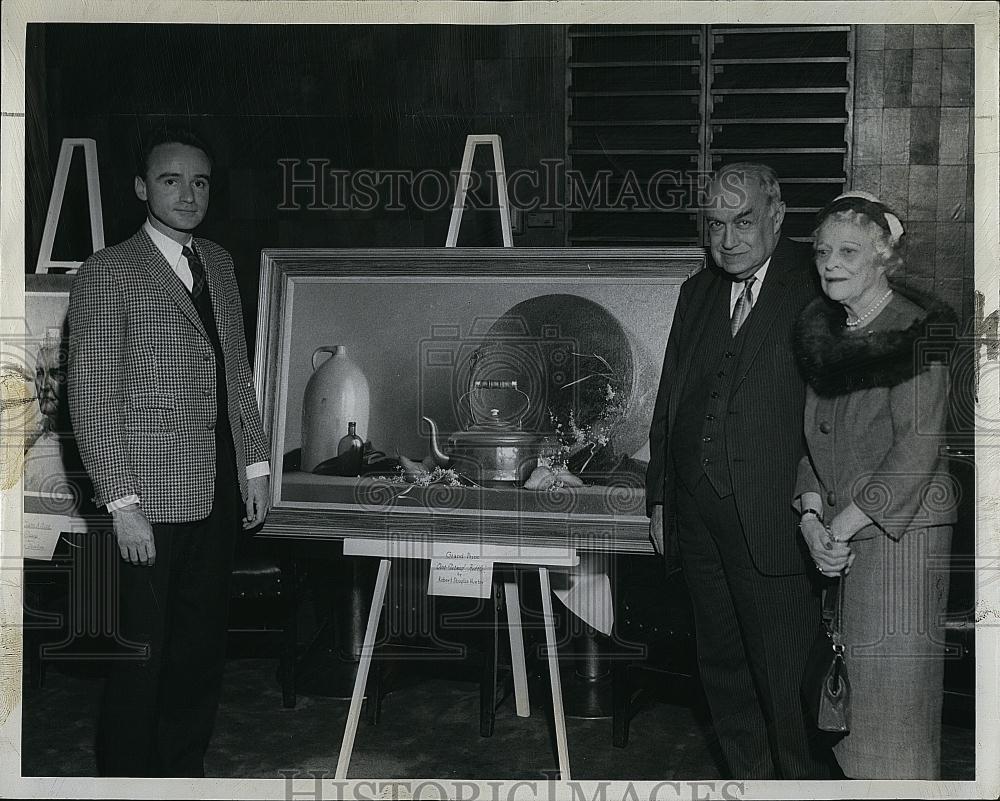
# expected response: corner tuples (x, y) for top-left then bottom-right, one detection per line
(565, 24), (855, 246)
(706, 25), (855, 241)
(566, 26), (705, 246)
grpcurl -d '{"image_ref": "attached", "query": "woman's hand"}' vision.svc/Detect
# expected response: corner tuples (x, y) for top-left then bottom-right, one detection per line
(800, 517), (852, 576)
(828, 502), (873, 545)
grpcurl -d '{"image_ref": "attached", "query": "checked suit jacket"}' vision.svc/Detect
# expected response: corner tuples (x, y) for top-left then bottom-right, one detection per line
(646, 236), (820, 576)
(68, 227), (270, 524)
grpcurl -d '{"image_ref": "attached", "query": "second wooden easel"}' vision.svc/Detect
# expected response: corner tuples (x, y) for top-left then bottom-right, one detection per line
(445, 134), (514, 247)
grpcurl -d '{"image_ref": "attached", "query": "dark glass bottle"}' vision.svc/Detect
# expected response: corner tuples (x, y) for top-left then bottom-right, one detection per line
(336, 421), (364, 476)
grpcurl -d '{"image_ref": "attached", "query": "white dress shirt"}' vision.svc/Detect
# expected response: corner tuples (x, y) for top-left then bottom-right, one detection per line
(728, 257), (771, 317)
(144, 218), (196, 291)
(106, 221), (269, 512)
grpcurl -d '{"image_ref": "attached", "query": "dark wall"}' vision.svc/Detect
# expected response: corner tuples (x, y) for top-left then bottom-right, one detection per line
(27, 23), (979, 338)
(26, 23), (568, 350)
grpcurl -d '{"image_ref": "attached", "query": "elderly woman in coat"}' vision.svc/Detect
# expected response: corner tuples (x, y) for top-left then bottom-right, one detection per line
(792, 192), (957, 779)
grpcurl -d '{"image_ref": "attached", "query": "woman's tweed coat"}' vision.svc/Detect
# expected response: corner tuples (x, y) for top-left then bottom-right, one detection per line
(794, 284), (958, 779)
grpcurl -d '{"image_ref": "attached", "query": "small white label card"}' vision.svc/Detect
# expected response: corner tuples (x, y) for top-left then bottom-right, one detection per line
(427, 543), (494, 599)
(22, 513), (85, 561)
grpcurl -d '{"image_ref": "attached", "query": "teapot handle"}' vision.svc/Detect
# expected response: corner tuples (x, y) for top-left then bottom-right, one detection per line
(312, 345), (344, 371)
(474, 379), (519, 391)
(461, 381), (531, 427)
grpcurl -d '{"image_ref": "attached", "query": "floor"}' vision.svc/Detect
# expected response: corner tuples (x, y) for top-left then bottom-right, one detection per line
(20, 654), (975, 781)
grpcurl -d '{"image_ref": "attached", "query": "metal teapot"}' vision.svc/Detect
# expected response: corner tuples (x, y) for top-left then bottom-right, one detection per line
(422, 379), (546, 486)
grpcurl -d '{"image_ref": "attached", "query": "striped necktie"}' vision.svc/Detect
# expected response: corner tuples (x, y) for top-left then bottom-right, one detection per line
(182, 245), (206, 299)
(731, 276), (756, 337)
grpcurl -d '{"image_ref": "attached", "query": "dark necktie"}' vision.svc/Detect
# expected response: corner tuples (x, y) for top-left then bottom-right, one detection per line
(731, 275), (756, 337)
(182, 245), (206, 299)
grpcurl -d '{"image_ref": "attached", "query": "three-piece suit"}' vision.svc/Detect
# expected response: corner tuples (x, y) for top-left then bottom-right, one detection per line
(646, 236), (828, 779)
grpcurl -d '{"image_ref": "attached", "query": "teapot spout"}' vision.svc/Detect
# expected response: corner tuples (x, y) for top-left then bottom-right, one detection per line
(422, 416), (451, 467)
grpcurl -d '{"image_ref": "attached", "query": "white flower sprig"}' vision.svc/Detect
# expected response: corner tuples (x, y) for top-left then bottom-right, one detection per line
(371, 465), (485, 500)
(545, 351), (628, 472)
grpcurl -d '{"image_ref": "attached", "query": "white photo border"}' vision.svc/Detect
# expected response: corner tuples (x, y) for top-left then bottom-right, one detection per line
(1, 2), (997, 800)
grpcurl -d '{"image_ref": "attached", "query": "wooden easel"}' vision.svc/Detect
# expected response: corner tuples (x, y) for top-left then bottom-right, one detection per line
(35, 138), (105, 274)
(335, 135), (574, 781)
(444, 132), (533, 724)
(334, 540), (574, 780)
(445, 134), (514, 247)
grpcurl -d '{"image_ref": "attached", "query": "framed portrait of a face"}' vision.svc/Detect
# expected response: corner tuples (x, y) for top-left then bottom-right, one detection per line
(2, 275), (100, 559)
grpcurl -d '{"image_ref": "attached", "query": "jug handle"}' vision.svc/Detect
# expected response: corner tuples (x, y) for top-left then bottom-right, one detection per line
(312, 345), (343, 371)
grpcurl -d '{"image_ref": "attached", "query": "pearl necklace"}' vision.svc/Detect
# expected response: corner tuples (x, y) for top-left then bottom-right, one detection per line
(845, 287), (893, 328)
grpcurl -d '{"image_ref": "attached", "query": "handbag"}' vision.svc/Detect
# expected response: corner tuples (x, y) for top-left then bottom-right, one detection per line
(802, 577), (851, 734)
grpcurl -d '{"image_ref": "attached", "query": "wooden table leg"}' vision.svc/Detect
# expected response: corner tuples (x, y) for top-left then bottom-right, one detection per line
(538, 566), (571, 780)
(335, 558), (391, 780)
(503, 579), (531, 718)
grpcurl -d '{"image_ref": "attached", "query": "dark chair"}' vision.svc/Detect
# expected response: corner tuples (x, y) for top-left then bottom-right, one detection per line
(228, 536), (299, 708)
(611, 557), (697, 747)
(364, 564), (513, 736)
(22, 530), (299, 709)
(23, 555), (69, 690)
(23, 531), (147, 687)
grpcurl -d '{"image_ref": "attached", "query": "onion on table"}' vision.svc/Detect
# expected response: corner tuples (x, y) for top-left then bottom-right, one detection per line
(524, 465), (584, 491)
(396, 453), (439, 483)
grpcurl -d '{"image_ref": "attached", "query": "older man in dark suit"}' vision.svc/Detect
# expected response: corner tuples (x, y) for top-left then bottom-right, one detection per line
(68, 129), (270, 777)
(646, 163), (827, 779)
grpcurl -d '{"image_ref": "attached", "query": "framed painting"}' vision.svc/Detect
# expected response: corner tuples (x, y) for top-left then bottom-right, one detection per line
(2, 275), (103, 559)
(254, 248), (703, 552)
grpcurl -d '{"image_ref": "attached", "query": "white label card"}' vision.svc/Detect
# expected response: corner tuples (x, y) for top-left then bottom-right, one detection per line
(427, 545), (494, 599)
(22, 513), (86, 561)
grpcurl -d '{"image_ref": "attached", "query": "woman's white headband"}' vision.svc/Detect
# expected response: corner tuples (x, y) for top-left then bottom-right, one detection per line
(834, 191), (905, 244)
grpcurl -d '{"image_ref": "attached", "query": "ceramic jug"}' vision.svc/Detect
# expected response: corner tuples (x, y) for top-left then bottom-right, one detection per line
(301, 345), (370, 472)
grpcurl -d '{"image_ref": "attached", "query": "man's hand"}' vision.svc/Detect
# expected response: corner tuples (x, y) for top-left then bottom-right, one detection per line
(244, 474), (271, 530)
(649, 505), (664, 555)
(111, 504), (156, 566)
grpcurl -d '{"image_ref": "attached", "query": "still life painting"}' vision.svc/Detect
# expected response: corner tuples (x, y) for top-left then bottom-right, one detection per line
(255, 248), (701, 544)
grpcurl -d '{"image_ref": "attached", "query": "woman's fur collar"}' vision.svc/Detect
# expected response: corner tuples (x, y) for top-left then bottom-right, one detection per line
(794, 282), (957, 396)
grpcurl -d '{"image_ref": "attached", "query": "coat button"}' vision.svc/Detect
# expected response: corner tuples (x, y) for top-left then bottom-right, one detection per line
(717, 370), (726, 378)
(819, 421), (832, 434)
(710, 391), (720, 399)
(207, 422), (216, 431)
(705, 414), (715, 421)
(724, 351), (734, 359)
(702, 436), (712, 443)
(826, 491), (836, 506)
(702, 458), (711, 465)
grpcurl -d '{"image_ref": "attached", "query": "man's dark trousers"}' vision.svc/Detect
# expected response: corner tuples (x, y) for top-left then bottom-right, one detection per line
(97, 433), (239, 777)
(676, 474), (827, 779)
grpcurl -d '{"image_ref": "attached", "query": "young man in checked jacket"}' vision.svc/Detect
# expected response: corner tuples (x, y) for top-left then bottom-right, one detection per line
(68, 129), (271, 777)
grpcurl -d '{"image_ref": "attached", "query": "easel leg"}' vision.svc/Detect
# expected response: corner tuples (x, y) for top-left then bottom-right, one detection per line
(503, 579), (531, 717)
(480, 580), (500, 738)
(538, 567), (571, 780)
(335, 558), (391, 780)
(445, 134), (513, 247)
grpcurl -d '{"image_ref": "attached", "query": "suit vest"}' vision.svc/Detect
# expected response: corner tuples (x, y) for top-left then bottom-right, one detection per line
(672, 284), (752, 497)
(188, 276), (238, 488)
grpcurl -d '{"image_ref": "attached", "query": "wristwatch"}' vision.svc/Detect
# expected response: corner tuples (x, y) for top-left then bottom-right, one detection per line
(799, 508), (822, 523)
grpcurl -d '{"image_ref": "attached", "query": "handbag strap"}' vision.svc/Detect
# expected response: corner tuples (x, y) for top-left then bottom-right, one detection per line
(836, 573), (846, 632)
(821, 575), (846, 635)
(823, 576), (847, 653)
